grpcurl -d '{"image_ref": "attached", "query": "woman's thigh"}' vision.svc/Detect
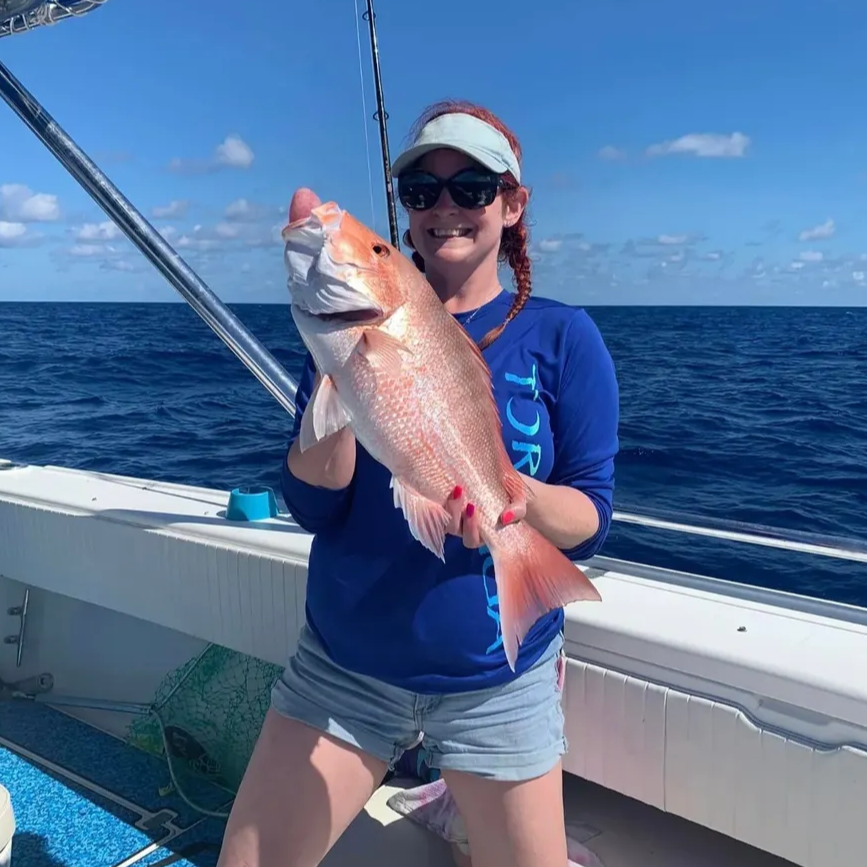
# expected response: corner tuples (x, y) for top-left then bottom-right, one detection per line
(216, 709), (387, 867)
(218, 624), (425, 867)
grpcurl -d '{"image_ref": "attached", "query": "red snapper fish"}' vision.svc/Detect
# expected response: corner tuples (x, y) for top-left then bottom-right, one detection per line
(281, 189), (601, 670)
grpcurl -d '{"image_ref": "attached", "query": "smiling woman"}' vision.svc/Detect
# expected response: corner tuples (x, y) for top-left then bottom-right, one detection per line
(217, 98), (620, 867)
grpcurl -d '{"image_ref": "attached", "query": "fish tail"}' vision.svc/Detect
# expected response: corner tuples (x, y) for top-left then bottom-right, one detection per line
(484, 523), (601, 672)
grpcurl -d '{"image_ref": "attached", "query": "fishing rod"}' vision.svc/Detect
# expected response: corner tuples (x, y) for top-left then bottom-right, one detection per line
(362, 0), (401, 249)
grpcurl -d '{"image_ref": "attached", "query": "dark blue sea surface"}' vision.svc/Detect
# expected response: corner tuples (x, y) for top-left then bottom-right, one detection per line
(2, 302), (866, 607)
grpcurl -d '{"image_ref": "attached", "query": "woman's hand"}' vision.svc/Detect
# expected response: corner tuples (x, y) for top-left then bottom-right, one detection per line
(444, 476), (599, 552)
(444, 486), (525, 550)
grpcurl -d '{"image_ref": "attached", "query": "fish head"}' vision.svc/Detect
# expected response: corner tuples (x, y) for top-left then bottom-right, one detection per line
(282, 200), (406, 331)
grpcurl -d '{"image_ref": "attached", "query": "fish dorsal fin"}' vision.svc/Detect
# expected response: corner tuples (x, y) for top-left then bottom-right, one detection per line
(457, 314), (493, 377)
(450, 309), (503, 423)
(451, 309), (535, 508)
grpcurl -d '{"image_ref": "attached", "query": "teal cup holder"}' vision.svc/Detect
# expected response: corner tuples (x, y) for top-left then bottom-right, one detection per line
(225, 485), (279, 522)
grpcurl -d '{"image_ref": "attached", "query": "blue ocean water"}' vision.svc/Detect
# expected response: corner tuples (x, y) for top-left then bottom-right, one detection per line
(2, 301), (866, 606)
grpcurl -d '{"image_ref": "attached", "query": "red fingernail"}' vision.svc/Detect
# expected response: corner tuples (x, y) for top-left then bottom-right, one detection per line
(502, 510), (515, 524)
(465, 503), (475, 517)
(452, 485), (463, 499)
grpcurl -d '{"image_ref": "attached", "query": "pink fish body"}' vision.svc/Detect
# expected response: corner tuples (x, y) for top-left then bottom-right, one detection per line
(282, 194), (601, 669)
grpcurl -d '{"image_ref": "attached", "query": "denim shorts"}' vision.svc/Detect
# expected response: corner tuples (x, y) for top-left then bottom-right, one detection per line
(270, 623), (568, 782)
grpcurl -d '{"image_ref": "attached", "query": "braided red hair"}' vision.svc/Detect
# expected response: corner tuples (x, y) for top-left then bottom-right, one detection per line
(401, 99), (532, 350)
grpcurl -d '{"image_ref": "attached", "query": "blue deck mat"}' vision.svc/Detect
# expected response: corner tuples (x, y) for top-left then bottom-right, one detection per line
(0, 701), (231, 826)
(0, 701), (229, 866)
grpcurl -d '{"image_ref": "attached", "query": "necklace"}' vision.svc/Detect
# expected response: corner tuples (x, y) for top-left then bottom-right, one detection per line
(462, 304), (484, 327)
(458, 288), (501, 327)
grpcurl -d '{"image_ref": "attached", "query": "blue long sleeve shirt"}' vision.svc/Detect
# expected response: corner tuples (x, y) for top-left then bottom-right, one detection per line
(281, 290), (619, 693)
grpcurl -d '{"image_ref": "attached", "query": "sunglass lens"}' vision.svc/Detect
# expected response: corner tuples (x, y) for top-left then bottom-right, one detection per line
(398, 172), (441, 210)
(448, 170), (500, 209)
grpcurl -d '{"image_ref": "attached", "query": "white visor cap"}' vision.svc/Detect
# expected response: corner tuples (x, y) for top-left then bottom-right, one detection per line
(391, 112), (521, 184)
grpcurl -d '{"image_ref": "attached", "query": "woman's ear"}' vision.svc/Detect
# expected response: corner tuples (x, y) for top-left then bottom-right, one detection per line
(502, 186), (529, 228)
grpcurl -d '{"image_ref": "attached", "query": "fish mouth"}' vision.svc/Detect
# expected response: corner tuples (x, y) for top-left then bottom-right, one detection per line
(306, 307), (382, 324)
(292, 301), (383, 327)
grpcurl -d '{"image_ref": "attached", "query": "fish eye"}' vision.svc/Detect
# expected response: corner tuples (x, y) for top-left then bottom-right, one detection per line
(372, 244), (390, 258)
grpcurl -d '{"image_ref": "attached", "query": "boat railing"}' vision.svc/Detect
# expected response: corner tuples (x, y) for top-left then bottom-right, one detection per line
(611, 508), (867, 564)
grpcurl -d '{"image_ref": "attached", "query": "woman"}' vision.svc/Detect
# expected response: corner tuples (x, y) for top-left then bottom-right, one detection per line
(217, 99), (620, 867)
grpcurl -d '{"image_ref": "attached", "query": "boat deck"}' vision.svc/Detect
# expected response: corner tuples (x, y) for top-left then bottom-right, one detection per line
(1, 699), (799, 867)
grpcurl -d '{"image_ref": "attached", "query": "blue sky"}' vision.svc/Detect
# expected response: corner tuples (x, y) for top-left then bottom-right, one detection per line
(1, 0), (866, 305)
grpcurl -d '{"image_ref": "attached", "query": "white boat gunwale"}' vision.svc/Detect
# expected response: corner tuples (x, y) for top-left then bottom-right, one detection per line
(2, 460), (866, 867)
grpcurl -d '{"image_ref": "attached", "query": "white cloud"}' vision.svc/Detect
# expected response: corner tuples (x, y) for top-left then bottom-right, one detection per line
(68, 243), (125, 258)
(798, 218), (835, 241)
(214, 222), (241, 239)
(853, 271), (865, 283)
(101, 259), (137, 272)
(150, 217), (281, 263)
(598, 145), (626, 161)
(172, 223), (226, 252)
(0, 221), (32, 247)
(799, 250), (824, 262)
(0, 184), (61, 222)
(223, 198), (270, 221)
(75, 221), (122, 242)
(748, 258), (767, 279)
(215, 136), (254, 169)
(623, 233), (706, 258)
(646, 132), (750, 158)
(539, 239), (563, 253)
(152, 200), (189, 219)
(225, 198), (254, 220)
(169, 135), (255, 174)
(59, 236), (141, 272)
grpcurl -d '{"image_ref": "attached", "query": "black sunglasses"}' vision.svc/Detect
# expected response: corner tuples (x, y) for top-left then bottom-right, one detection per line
(397, 167), (509, 211)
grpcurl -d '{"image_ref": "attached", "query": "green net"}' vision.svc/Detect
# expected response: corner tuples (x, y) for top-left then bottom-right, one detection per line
(126, 644), (285, 816)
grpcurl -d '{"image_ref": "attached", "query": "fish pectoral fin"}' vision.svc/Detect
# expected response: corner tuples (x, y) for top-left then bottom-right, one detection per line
(390, 476), (451, 562)
(299, 374), (351, 452)
(357, 329), (412, 377)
